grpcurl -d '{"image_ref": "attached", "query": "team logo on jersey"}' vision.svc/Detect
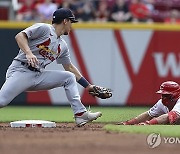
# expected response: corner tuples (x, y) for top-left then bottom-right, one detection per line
(36, 38), (61, 61)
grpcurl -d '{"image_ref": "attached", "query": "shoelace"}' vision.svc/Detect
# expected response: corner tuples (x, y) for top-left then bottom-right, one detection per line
(87, 105), (91, 113)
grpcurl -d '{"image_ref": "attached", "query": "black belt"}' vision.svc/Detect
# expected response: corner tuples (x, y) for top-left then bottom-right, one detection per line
(21, 62), (40, 72)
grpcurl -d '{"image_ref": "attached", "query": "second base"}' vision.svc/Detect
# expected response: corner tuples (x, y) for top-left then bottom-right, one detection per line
(10, 120), (56, 128)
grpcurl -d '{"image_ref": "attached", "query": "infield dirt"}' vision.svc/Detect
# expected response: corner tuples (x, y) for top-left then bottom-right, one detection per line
(0, 123), (179, 154)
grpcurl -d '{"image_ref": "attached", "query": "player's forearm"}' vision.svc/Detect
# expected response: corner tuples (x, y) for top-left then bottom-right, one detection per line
(156, 114), (169, 124)
(63, 63), (92, 89)
(124, 111), (152, 125)
(135, 111), (152, 123)
(148, 114), (169, 125)
(63, 63), (83, 80)
(15, 32), (32, 56)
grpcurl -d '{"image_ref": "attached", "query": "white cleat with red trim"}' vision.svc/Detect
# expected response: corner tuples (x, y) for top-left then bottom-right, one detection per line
(75, 111), (102, 127)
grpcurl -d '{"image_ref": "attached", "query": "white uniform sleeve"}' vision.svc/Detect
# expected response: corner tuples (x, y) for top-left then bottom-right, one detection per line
(22, 23), (49, 39)
(172, 98), (180, 114)
(56, 40), (71, 65)
(148, 99), (168, 117)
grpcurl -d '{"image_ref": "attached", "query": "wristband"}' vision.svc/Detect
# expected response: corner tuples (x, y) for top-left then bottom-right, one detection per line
(77, 77), (90, 88)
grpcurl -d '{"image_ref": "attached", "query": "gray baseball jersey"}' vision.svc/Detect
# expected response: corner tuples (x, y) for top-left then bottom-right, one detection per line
(0, 23), (87, 114)
(15, 23), (71, 68)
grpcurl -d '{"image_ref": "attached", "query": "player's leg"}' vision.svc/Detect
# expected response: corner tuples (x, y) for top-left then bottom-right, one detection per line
(0, 70), (34, 107)
(28, 70), (102, 126)
(29, 70), (87, 114)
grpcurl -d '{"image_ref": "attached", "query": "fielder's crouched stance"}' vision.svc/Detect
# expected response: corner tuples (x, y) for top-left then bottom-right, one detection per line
(119, 81), (180, 125)
(0, 8), (112, 127)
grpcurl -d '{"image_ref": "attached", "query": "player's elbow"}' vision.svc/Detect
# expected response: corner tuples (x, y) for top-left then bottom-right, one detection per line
(15, 32), (27, 42)
(15, 32), (21, 41)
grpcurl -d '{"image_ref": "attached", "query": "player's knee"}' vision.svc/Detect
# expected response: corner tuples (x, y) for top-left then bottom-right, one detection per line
(66, 72), (76, 82)
(0, 94), (10, 108)
(0, 99), (8, 108)
(168, 111), (180, 125)
(64, 72), (76, 87)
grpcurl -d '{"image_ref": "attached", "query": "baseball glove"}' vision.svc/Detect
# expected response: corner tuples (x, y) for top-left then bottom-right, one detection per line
(89, 85), (112, 99)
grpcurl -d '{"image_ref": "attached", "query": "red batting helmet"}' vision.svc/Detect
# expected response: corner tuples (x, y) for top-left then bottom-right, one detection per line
(156, 81), (180, 100)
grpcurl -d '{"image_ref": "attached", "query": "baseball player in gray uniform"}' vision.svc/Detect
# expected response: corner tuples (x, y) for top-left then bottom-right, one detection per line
(0, 8), (102, 127)
(119, 81), (180, 125)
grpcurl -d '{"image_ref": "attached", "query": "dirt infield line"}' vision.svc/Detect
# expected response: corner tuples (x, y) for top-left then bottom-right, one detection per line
(0, 123), (179, 154)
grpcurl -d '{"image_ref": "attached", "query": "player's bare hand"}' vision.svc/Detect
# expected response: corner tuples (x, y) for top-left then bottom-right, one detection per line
(26, 53), (39, 67)
(86, 84), (94, 91)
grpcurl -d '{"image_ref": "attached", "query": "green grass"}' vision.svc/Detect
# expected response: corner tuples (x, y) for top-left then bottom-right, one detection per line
(104, 125), (180, 137)
(0, 106), (147, 122)
(0, 106), (73, 122)
(1, 106), (179, 137)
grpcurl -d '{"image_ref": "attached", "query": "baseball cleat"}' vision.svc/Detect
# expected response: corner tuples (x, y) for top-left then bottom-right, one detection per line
(75, 111), (102, 127)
